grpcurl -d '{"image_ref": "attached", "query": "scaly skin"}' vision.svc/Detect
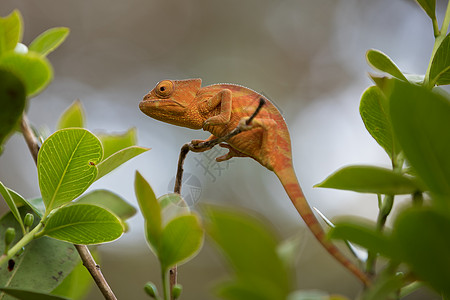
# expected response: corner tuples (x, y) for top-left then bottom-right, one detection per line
(140, 78), (370, 285)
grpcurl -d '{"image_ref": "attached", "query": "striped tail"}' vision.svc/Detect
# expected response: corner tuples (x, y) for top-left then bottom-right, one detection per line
(274, 165), (371, 286)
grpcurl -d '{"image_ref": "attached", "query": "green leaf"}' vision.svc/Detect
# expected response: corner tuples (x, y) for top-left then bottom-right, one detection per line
(0, 288), (69, 300)
(415, 0), (436, 20)
(159, 193), (190, 226)
(0, 10), (23, 56)
(134, 171), (162, 254)
(429, 33), (450, 86)
(0, 208), (79, 300)
(288, 290), (349, 300)
(366, 49), (407, 81)
(51, 250), (96, 300)
(43, 204), (124, 244)
(0, 181), (25, 233)
(315, 165), (422, 195)
(361, 273), (405, 300)
(0, 52), (52, 96)
(159, 214), (204, 271)
(329, 219), (395, 259)
(392, 208), (450, 296)
(98, 128), (137, 159)
(96, 145), (149, 180)
(360, 86), (398, 158)
(9, 194), (45, 218)
(28, 27), (69, 57)
(56, 100), (85, 129)
(216, 280), (274, 300)
(75, 189), (136, 220)
(0, 69), (26, 150)
(388, 79), (450, 201)
(37, 129), (103, 212)
(207, 207), (290, 300)
(6, 189), (45, 218)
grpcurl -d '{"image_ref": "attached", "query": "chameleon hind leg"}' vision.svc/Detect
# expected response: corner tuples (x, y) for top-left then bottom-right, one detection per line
(215, 144), (248, 162)
(238, 116), (279, 170)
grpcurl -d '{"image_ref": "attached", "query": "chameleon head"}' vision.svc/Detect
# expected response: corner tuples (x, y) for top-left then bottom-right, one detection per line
(139, 79), (203, 129)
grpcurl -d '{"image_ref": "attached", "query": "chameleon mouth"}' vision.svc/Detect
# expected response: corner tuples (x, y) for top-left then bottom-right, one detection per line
(140, 98), (185, 108)
(139, 98), (186, 115)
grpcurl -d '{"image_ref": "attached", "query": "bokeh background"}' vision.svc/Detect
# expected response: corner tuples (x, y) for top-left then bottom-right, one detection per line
(0, 0), (446, 299)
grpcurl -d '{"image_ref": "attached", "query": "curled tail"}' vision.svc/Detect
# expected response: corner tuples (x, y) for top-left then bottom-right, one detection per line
(274, 166), (371, 286)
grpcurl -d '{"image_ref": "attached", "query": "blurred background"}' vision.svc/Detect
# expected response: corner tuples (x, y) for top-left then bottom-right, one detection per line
(0, 0), (446, 299)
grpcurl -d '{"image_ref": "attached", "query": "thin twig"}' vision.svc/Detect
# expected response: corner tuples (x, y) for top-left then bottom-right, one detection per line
(20, 115), (39, 164)
(75, 244), (117, 300)
(20, 115), (118, 300)
(170, 98), (266, 299)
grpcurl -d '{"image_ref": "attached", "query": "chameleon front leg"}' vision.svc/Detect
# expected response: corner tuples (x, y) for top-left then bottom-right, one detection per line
(190, 134), (217, 152)
(203, 89), (232, 126)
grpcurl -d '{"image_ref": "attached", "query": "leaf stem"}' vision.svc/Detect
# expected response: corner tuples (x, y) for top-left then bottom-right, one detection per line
(399, 281), (424, 298)
(162, 269), (170, 300)
(366, 153), (405, 274)
(0, 223), (43, 266)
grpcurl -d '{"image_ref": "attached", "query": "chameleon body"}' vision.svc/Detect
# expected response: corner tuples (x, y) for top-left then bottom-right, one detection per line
(139, 78), (370, 285)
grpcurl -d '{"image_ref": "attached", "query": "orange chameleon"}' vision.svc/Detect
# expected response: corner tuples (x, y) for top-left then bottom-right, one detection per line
(139, 78), (370, 285)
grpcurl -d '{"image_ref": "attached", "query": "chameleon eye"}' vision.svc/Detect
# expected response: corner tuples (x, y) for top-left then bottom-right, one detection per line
(155, 80), (174, 98)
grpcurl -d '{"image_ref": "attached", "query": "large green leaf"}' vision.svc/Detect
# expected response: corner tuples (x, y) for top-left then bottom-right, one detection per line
(389, 79), (450, 202)
(415, 0), (436, 20)
(207, 207), (290, 300)
(75, 189), (136, 220)
(392, 208), (450, 296)
(360, 86), (398, 158)
(366, 49), (407, 81)
(429, 33), (450, 86)
(0, 68), (25, 150)
(96, 146), (149, 181)
(0, 52), (52, 97)
(315, 165), (422, 195)
(51, 259), (93, 300)
(0, 10), (22, 56)
(56, 100), (85, 129)
(134, 171), (162, 254)
(0, 288), (69, 300)
(28, 27), (69, 57)
(0, 181), (24, 233)
(0, 209), (79, 300)
(43, 204), (124, 244)
(38, 129), (103, 212)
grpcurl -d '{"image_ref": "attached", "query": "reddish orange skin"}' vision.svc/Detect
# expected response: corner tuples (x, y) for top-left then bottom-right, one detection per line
(140, 79), (370, 286)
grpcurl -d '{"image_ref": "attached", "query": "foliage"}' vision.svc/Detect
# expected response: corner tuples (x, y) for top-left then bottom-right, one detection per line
(135, 172), (204, 300)
(0, 9), (149, 298)
(316, 0), (450, 298)
(1, 1), (450, 299)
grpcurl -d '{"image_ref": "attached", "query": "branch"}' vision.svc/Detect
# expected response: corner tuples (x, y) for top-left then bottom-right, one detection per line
(20, 115), (118, 300)
(75, 244), (117, 300)
(170, 97), (266, 299)
(20, 115), (39, 164)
